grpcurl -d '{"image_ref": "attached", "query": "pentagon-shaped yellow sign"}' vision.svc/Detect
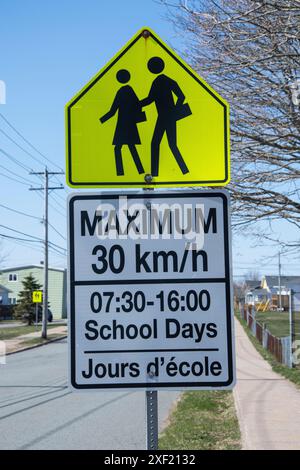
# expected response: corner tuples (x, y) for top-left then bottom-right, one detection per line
(66, 27), (230, 187)
(32, 290), (42, 303)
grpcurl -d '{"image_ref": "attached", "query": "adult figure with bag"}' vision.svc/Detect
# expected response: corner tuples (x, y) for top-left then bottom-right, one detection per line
(141, 57), (191, 177)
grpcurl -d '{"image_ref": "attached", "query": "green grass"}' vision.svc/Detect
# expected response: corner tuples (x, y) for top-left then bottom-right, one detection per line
(0, 324), (65, 341)
(254, 311), (300, 337)
(236, 313), (300, 388)
(159, 391), (241, 450)
(22, 334), (67, 347)
(0, 319), (19, 323)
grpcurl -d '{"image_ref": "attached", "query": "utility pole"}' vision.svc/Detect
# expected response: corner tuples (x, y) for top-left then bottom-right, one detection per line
(289, 289), (296, 368)
(278, 252), (282, 312)
(30, 167), (64, 339)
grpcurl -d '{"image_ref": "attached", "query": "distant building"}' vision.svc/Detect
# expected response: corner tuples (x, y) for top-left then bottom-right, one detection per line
(262, 276), (300, 312)
(244, 280), (261, 291)
(244, 275), (300, 312)
(0, 265), (67, 319)
(245, 287), (269, 306)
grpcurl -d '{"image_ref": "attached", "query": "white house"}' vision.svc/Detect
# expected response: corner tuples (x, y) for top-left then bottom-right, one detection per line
(0, 284), (10, 305)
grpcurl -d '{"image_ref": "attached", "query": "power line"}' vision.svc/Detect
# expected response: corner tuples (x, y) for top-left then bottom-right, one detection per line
(0, 223), (66, 251)
(0, 185), (66, 244)
(0, 127), (45, 168)
(0, 163), (34, 185)
(0, 147), (32, 172)
(0, 113), (66, 193)
(49, 203), (65, 219)
(0, 203), (42, 221)
(0, 112), (63, 171)
(0, 171), (32, 187)
(33, 189), (66, 218)
(0, 233), (66, 257)
(48, 221), (67, 241)
(49, 192), (66, 211)
(47, 244), (67, 257)
(52, 190), (67, 203)
(0, 233), (42, 243)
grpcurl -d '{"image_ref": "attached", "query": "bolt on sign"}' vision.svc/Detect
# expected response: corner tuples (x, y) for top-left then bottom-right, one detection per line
(32, 291), (42, 303)
(66, 27), (230, 188)
(68, 190), (235, 390)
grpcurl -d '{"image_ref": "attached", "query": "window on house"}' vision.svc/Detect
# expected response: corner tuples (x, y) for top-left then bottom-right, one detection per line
(8, 274), (18, 282)
(10, 298), (16, 305)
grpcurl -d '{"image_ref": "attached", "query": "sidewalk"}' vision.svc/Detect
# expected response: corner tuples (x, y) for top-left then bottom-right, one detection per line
(233, 318), (300, 450)
(4, 326), (67, 354)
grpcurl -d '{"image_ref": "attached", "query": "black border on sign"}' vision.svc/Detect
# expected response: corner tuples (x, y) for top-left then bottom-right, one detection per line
(69, 192), (234, 389)
(67, 30), (229, 187)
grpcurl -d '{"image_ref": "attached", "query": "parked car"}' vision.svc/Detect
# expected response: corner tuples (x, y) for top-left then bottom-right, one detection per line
(37, 307), (53, 323)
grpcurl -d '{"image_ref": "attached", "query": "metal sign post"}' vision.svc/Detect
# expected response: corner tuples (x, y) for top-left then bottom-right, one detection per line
(32, 290), (42, 331)
(35, 303), (38, 331)
(146, 390), (158, 450)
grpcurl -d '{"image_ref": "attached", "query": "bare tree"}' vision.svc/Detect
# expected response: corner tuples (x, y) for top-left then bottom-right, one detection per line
(244, 270), (261, 282)
(160, 0), (300, 231)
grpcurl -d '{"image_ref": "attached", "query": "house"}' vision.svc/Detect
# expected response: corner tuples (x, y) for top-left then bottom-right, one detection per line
(245, 286), (269, 306)
(262, 275), (300, 312)
(243, 279), (265, 306)
(244, 275), (300, 312)
(0, 284), (10, 305)
(0, 284), (13, 320)
(244, 279), (261, 291)
(0, 265), (67, 320)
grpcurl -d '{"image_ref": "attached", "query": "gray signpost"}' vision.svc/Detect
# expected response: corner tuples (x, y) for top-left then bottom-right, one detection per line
(146, 390), (158, 450)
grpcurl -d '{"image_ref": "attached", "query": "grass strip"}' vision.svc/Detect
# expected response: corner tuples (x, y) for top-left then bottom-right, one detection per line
(0, 324), (65, 340)
(21, 334), (67, 347)
(159, 390), (241, 450)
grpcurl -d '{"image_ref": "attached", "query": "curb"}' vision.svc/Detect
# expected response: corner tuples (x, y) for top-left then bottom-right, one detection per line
(6, 335), (67, 356)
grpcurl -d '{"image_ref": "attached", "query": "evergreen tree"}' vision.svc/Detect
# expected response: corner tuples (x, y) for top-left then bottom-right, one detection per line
(15, 273), (42, 325)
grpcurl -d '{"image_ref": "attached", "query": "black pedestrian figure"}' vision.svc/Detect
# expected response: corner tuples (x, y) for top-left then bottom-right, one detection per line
(100, 69), (145, 176)
(141, 57), (191, 177)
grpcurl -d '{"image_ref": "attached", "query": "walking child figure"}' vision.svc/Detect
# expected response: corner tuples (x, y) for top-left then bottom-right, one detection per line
(100, 69), (145, 176)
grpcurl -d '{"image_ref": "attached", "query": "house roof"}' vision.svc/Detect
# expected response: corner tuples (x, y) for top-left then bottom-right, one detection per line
(264, 275), (300, 288)
(246, 288), (269, 296)
(0, 265), (66, 273)
(244, 280), (261, 289)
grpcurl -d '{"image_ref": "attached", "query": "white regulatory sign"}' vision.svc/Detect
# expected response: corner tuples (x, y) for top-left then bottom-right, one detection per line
(68, 190), (235, 390)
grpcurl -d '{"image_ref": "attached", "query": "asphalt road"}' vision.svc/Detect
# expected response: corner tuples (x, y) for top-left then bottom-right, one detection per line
(0, 339), (180, 449)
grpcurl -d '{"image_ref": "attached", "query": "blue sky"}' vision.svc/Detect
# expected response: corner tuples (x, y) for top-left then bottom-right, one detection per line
(0, 0), (299, 279)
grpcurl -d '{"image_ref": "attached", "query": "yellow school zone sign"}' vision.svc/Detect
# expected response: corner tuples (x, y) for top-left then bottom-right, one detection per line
(32, 291), (42, 303)
(66, 27), (230, 187)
